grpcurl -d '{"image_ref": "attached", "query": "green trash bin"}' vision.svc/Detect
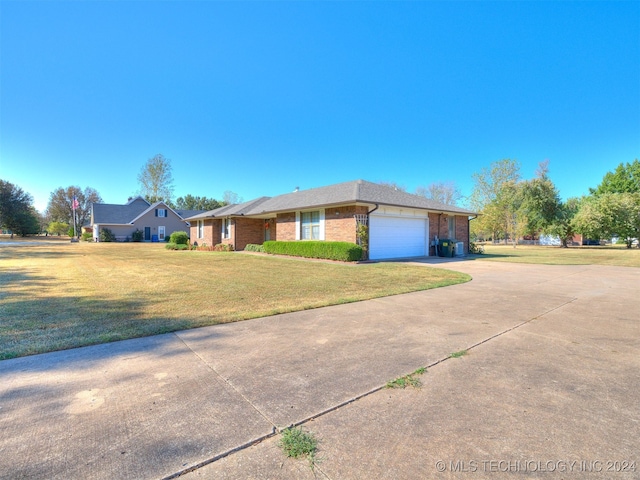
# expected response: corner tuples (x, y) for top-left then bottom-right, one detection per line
(438, 239), (455, 257)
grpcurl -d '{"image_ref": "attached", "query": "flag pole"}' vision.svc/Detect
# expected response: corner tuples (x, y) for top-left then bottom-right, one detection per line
(72, 192), (78, 239)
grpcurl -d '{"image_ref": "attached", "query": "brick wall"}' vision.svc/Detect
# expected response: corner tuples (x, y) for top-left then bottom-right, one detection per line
(190, 219), (220, 247)
(455, 216), (469, 253)
(324, 206), (367, 243)
(275, 212), (296, 241)
(234, 218), (266, 250)
(428, 213), (469, 254)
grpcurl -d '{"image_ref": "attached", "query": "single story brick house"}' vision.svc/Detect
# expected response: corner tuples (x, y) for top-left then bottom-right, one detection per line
(186, 180), (477, 260)
(90, 196), (204, 242)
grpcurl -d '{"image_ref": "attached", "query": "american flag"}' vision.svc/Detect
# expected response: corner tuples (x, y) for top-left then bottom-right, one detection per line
(72, 195), (79, 210)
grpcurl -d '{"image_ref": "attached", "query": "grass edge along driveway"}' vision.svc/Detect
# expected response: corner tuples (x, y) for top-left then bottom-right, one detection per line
(0, 242), (470, 360)
(476, 244), (640, 267)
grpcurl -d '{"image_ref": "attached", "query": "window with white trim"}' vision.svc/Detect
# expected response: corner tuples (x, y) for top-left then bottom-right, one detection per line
(156, 208), (167, 217)
(448, 216), (455, 240)
(197, 220), (204, 238)
(158, 226), (166, 241)
(301, 211), (320, 240)
(222, 218), (231, 239)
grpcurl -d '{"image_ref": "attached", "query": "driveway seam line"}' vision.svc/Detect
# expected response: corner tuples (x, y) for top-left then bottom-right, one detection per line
(172, 332), (278, 424)
(166, 297), (578, 478)
(463, 297), (578, 352)
(161, 432), (279, 480)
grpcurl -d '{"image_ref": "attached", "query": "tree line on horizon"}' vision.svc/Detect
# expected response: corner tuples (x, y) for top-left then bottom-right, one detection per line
(0, 154), (237, 237)
(1, 155), (638, 246)
(467, 158), (640, 248)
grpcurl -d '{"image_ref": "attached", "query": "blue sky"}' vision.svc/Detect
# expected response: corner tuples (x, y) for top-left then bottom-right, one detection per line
(1, 1), (638, 212)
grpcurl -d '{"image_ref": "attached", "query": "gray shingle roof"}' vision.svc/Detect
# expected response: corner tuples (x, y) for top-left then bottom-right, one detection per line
(252, 180), (476, 215)
(175, 209), (207, 219)
(92, 200), (150, 224)
(185, 197), (271, 220)
(92, 198), (206, 224)
(184, 180), (476, 221)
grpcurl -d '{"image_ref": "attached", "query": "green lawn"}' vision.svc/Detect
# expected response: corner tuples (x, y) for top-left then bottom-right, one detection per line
(476, 243), (640, 267)
(0, 240), (470, 359)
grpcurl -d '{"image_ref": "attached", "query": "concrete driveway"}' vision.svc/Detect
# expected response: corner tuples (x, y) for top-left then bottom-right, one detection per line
(1, 260), (638, 479)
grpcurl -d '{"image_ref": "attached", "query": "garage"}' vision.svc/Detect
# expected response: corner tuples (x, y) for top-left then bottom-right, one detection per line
(369, 213), (429, 260)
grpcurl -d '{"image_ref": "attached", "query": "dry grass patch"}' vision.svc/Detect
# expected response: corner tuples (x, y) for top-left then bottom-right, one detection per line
(0, 241), (470, 359)
(477, 244), (640, 267)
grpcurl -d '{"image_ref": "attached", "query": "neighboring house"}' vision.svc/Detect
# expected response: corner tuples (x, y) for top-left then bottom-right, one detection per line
(90, 196), (204, 242)
(186, 180), (477, 260)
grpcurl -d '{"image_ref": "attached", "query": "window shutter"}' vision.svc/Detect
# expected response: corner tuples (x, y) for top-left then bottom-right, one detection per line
(155, 209), (158, 217)
(165, 209), (168, 217)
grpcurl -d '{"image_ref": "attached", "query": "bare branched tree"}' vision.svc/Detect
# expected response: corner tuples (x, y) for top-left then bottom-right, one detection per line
(415, 181), (463, 206)
(138, 154), (174, 203)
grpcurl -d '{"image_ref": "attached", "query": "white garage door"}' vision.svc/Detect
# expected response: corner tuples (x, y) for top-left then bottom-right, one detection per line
(369, 215), (428, 260)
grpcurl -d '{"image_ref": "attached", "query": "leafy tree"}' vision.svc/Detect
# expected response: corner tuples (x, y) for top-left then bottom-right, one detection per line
(518, 163), (562, 238)
(46, 186), (102, 231)
(572, 193), (640, 248)
(571, 196), (608, 241)
(590, 159), (640, 195)
(138, 154), (174, 203)
(0, 180), (40, 237)
(469, 159), (521, 243)
(48, 221), (70, 236)
(20, 207), (41, 235)
(546, 197), (581, 247)
(175, 194), (223, 211)
(497, 180), (525, 247)
(8, 205), (41, 236)
(415, 181), (463, 206)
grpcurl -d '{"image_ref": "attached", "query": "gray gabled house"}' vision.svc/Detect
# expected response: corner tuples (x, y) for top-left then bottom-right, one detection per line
(90, 196), (203, 242)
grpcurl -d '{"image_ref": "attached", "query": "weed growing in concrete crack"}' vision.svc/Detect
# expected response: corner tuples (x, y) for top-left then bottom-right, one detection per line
(386, 367), (426, 389)
(278, 426), (319, 470)
(450, 349), (468, 358)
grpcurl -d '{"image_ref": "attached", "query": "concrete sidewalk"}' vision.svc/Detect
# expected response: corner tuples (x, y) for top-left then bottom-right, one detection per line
(1, 261), (638, 479)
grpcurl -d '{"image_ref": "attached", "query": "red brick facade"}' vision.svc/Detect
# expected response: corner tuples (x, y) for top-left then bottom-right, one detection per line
(191, 206), (469, 255)
(190, 218), (221, 247)
(275, 212), (296, 241)
(455, 216), (469, 251)
(324, 205), (368, 243)
(233, 218), (265, 250)
(428, 213), (469, 255)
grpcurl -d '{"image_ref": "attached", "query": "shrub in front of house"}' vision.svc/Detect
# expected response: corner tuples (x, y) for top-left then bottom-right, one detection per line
(81, 232), (93, 242)
(169, 231), (189, 245)
(131, 229), (143, 242)
(99, 228), (116, 242)
(192, 243), (234, 252)
(263, 241), (364, 262)
(165, 242), (189, 250)
(244, 243), (265, 252)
